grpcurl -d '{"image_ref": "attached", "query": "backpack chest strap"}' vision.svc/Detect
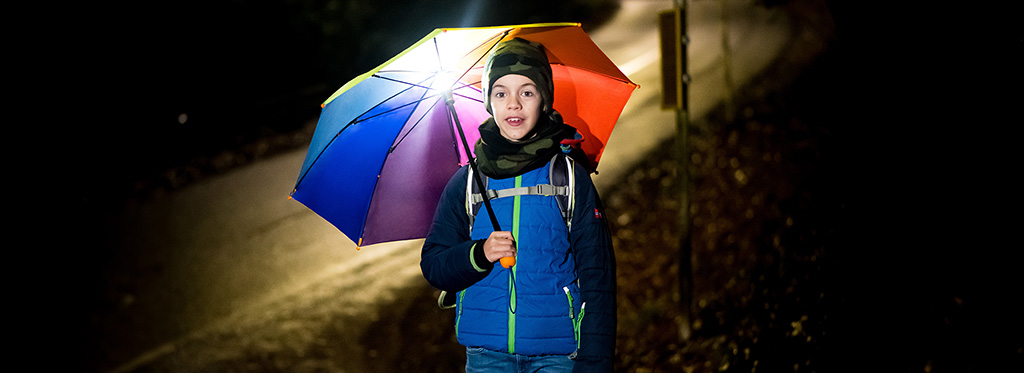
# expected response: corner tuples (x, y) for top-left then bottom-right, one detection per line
(466, 153), (576, 233)
(469, 184), (571, 205)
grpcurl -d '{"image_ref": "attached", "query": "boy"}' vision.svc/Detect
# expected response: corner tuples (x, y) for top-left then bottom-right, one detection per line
(421, 38), (616, 372)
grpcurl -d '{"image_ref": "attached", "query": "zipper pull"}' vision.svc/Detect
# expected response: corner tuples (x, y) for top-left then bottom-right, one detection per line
(563, 286), (574, 319)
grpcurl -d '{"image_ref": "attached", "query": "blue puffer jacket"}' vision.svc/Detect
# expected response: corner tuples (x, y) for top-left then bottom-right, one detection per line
(421, 157), (616, 372)
(458, 161), (580, 355)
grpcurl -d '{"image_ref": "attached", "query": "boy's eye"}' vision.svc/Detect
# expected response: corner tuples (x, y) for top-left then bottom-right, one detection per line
(494, 92), (507, 98)
(522, 91), (534, 97)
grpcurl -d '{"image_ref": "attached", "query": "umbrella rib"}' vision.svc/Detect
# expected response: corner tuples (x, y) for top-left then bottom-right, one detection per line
(391, 72), (440, 147)
(388, 92), (442, 153)
(371, 72), (482, 98)
(364, 74), (483, 110)
(452, 88), (483, 103)
(386, 76), (487, 153)
(377, 68), (457, 74)
(372, 73), (442, 93)
(451, 30), (510, 87)
(548, 62), (639, 87)
(433, 37), (444, 72)
(293, 75), (436, 189)
(356, 99), (424, 124)
(447, 79), (485, 103)
(349, 76), (484, 128)
(349, 73), (440, 125)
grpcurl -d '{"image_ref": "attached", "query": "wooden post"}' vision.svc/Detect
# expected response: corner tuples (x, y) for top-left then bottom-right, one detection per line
(659, 1), (693, 341)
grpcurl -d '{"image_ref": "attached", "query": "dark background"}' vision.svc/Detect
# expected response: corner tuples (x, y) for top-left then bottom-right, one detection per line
(57, 0), (621, 203)
(22, 0), (1023, 371)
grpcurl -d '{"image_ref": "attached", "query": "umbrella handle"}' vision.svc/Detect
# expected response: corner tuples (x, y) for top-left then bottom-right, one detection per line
(443, 90), (504, 236)
(500, 257), (516, 269)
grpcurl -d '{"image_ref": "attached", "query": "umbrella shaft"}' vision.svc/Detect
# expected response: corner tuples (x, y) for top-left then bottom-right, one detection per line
(444, 91), (502, 233)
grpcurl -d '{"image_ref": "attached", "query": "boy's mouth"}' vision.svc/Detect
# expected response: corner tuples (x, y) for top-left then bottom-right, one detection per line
(505, 117), (524, 126)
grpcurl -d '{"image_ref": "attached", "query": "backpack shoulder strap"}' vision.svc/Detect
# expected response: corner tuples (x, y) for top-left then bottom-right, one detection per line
(466, 165), (487, 234)
(548, 153), (576, 232)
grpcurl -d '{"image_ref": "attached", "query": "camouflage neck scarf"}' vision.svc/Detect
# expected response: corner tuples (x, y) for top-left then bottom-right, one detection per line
(474, 111), (573, 179)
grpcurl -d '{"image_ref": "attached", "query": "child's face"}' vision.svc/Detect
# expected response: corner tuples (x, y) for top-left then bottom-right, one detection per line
(489, 74), (543, 142)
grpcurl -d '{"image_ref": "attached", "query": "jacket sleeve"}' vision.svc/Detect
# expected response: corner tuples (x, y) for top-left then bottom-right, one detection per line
(570, 165), (617, 372)
(420, 166), (494, 292)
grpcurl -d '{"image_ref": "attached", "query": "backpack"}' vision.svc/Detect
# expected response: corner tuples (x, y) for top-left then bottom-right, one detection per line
(465, 153), (576, 235)
(438, 153), (576, 310)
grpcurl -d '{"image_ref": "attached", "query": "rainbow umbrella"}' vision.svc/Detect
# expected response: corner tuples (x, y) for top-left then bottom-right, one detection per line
(290, 23), (637, 248)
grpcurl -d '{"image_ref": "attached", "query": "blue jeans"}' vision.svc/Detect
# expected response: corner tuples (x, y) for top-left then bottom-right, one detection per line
(465, 347), (575, 373)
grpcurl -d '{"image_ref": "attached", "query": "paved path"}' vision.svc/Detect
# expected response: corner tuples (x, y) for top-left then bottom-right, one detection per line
(99, 1), (795, 371)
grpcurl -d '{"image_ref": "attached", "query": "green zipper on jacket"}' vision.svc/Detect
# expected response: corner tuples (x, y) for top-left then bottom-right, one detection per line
(456, 290), (466, 339)
(576, 302), (586, 348)
(508, 175), (522, 354)
(563, 286), (576, 346)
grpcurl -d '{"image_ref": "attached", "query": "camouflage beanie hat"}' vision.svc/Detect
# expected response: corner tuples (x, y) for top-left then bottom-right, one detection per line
(482, 38), (554, 114)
